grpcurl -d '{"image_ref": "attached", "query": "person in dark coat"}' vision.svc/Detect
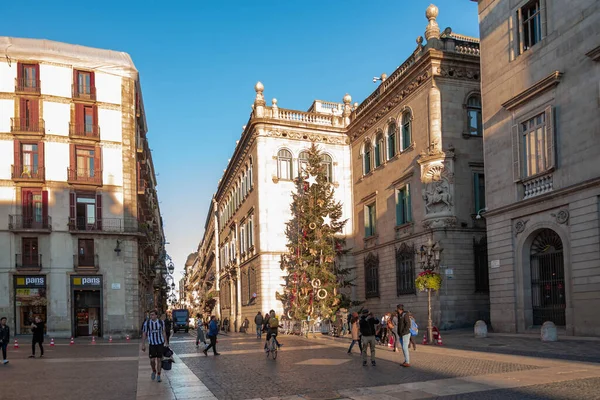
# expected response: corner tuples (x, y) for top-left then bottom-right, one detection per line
(359, 310), (379, 366)
(203, 316), (220, 356)
(254, 311), (264, 338)
(0, 317), (10, 364)
(29, 316), (45, 358)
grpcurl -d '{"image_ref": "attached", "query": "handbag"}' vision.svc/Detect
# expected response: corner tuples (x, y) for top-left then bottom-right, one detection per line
(161, 359), (172, 371)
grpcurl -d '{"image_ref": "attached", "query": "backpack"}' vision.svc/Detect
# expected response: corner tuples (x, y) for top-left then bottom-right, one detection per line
(409, 316), (418, 336)
(386, 317), (394, 330)
(269, 316), (279, 328)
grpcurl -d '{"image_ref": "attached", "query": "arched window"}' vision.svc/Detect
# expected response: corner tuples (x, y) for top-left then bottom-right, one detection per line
(277, 149), (293, 180)
(298, 151), (309, 177)
(374, 132), (384, 168)
(363, 141), (372, 174)
(387, 123), (397, 159)
(321, 154), (333, 183)
(467, 94), (483, 136)
(401, 112), (412, 151)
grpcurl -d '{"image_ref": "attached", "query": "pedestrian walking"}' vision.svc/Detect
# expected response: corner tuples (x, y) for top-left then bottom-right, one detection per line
(203, 316), (220, 356)
(254, 311), (264, 338)
(29, 316), (44, 358)
(141, 309), (168, 382)
(347, 312), (362, 354)
(0, 317), (9, 364)
(408, 311), (418, 351)
(161, 313), (172, 343)
(262, 312), (270, 334)
(359, 310), (379, 366)
(395, 304), (412, 367)
(195, 313), (207, 348)
(222, 317), (229, 333)
(241, 317), (250, 333)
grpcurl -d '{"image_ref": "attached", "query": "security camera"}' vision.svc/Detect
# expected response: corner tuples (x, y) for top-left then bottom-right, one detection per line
(373, 77), (379, 83)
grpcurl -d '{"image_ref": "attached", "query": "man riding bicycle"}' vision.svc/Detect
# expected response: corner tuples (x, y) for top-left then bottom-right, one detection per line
(264, 310), (282, 351)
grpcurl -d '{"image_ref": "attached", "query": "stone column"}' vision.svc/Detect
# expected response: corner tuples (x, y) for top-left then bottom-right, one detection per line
(212, 199), (221, 319)
(428, 84), (442, 154)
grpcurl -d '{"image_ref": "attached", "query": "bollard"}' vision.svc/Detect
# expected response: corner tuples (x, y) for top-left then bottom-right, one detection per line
(541, 321), (558, 342)
(474, 320), (488, 338)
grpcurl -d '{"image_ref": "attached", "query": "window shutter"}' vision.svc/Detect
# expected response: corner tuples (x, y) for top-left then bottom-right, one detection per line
(22, 189), (30, 219)
(517, 8), (524, 54)
(42, 190), (48, 221)
(512, 124), (521, 182)
(545, 106), (555, 169)
(13, 139), (21, 168)
(540, 0), (547, 38)
(69, 192), (76, 225)
(90, 71), (95, 91)
(75, 103), (83, 126)
(17, 62), (23, 84)
(406, 184), (412, 222)
(94, 145), (102, 177)
(93, 104), (99, 136)
(364, 206), (371, 236)
(19, 98), (27, 121)
(31, 99), (39, 129)
(96, 193), (102, 230)
(395, 190), (401, 226)
(69, 144), (76, 176)
(38, 141), (45, 174)
(73, 69), (78, 93)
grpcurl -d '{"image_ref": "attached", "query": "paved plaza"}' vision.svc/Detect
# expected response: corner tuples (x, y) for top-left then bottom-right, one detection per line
(2, 331), (600, 399)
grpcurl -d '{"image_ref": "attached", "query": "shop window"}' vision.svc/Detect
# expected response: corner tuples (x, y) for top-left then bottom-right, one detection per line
(14, 276), (47, 335)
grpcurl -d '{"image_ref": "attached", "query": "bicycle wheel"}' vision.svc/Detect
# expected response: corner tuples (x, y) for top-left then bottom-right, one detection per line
(265, 345), (270, 358)
(271, 340), (277, 360)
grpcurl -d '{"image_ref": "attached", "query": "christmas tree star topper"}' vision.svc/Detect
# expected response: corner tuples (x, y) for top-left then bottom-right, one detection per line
(322, 214), (332, 227)
(305, 174), (317, 187)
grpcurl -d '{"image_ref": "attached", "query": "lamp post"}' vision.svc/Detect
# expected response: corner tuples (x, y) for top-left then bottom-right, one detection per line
(417, 236), (443, 344)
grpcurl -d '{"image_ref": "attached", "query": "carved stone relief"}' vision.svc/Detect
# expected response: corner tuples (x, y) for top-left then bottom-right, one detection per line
(514, 219), (528, 236)
(551, 209), (569, 225)
(436, 66), (480, 81)
(423, 217), (457, 229)
(263, 130), (349, 145)
(420, 161), (454, 215)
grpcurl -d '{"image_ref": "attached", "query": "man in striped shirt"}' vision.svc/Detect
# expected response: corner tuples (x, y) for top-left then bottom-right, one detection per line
(142, 309), (168, 382)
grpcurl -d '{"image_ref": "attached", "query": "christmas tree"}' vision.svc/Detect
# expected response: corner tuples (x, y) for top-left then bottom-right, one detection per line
(276, 143), (352, 321)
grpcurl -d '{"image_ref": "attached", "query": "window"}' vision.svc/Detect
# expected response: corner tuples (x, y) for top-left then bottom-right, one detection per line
(374, 133), (384, 167)
(363, 141), (372, 174)
(247, 217), (254, 248)
(21, 189), (48, 229)
(70, 192), (102, 230)
(321, 154), (333, 183)
(519, 0), (542, 53)
(241, 173), (246, 197)
(17, 63), (39, 92)
(240, 226), (246, 254)
(474, 173), (486, 213)
(396, 244), (415, 295)
(18, 98), (40, 131)
(22, 238), (39, 268)
(517, 108), (554, 179)
(248, 267), (257, 304)
(13, 140), (44, 180)
(277, 149), (293, 180)
(364, 202), (376, 237)
(74, 70), (95, 98)
(70, 144), (101, 183)
(401, 112), (412, 151)
(467, 95), (483, 136)
(249, 159), (253, 188)
(474, 237), (489, 293)
(396, 185), (412, 226)
(21, 144), (39, 175)
(78, 239), (95, 267)
(387, 123), (397, 159)
(298, 151), (309, 177)
(364, 253), (380, 298)
(77, 148), (96, 177)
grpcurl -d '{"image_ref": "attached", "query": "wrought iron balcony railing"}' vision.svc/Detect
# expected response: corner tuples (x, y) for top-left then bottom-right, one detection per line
(67, 168), (102, 185)
(10, 118), (45, 134)
(69, 123), (100, 139)
(72, 84), (97, 101)
(11, 165), (45, 181)
(9, 215), (52, 231)
(73, 254), (99, 271)
(16, 253), (42, 270)
(15, 78), (41, 94)
(68, 217), (140, 233)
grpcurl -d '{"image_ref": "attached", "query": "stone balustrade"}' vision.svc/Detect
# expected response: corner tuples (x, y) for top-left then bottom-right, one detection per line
(523, 172), (554, 199)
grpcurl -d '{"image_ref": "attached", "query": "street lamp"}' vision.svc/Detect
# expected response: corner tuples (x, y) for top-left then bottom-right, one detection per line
(417, 236), (443, 345)
(168, 261), (175, 274)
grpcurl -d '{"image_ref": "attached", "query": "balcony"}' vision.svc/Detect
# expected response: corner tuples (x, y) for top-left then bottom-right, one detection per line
(523, 172), (553, 200)
(67, 168), (102, 185)
(72, 84), (97, 101)
(137, 178), (148, 195)
(9, 215), (52, 232)
(136, 136), (146, 154)
(69, 123), (100, 140)
(15, 78), (41, 94)
(68, 217), (140, 233)
(73, 254), (99, 272)
(16, 254), (42, 271)
(10, 118), (45, 135)
(11, 165), (45, 182)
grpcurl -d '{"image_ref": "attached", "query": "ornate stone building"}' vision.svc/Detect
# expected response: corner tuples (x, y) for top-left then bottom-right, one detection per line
(0, 37), (164, 338)
(347, 6), (488, 328)
(474, 0), (600, 336)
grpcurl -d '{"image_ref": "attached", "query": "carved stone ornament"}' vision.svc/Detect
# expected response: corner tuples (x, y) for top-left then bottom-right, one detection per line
(551, 209), (569, 225)
(421, 163), (454, 215)
(263, 130), (349, 145)
(423, 217), (457, 229)
(436, 66), (480, 81)
(514, 219), (528, 236)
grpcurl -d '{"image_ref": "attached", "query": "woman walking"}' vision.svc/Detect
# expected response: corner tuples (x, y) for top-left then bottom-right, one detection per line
(29, 316), (44, 358)
(203, 316), (220, 356)
(347, 312), (362, 354)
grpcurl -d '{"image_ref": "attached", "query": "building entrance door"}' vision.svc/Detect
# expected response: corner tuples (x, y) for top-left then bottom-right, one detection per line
(74, 290), (101, 337)
(530, 229), (566, 326)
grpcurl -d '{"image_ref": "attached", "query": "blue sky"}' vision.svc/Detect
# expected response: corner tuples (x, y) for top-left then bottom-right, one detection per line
(3, 0), (479, 281)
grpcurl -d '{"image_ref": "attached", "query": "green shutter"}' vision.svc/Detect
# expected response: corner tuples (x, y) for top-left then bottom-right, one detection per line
(406, 184), (412, 222)
(364, 205), (371, 237)
(395, 190), (401, 226)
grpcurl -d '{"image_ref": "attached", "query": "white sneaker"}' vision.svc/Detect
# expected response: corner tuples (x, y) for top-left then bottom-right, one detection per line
(2, 360), (8, 365)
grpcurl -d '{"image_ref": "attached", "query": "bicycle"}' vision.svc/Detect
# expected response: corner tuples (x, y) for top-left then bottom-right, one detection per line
(265, 333), (278, 360)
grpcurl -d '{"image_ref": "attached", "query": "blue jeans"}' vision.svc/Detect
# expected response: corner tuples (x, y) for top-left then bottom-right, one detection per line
(347, 339), (362, 353)
(1, 342), (7, 360)
(400, 333), (411, 364)
(256, 325), (262, 338)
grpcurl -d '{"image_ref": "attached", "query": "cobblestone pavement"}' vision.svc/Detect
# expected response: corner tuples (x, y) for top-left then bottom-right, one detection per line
(165, 331), (600, 400)
(1, 338), (139, 400)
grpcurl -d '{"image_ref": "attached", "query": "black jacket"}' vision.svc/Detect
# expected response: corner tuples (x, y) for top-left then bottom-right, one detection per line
(32, 321), (44, 342)
(0, 324), (9, 343)
(359, 315), (380, 336)
(397, 311), (411, 336)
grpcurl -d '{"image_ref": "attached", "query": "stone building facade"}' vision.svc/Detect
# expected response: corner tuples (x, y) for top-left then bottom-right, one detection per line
(475, 0), (600, 336)
(0, 37), (164, 338)
(347, 6), (488, 328)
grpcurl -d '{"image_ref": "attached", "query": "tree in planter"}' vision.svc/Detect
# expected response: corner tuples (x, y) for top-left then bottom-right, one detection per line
(415, 237), (443, 344)
(276, 144), (353, 322)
